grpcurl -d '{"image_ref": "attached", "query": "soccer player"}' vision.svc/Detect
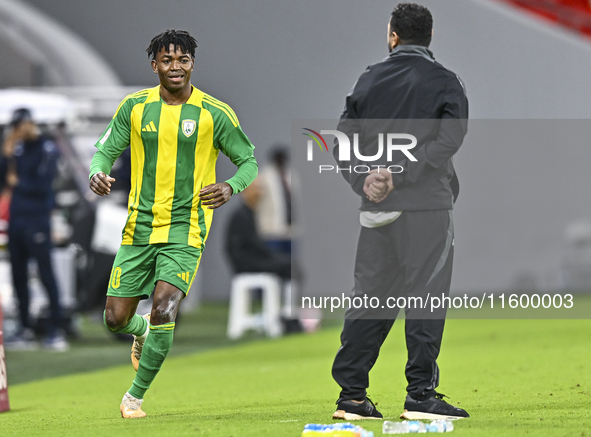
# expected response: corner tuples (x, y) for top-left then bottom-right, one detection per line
(89, 30), (257, 418)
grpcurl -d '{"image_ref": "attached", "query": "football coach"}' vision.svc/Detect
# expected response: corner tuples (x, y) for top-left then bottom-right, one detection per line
(330, 3), (470, 421)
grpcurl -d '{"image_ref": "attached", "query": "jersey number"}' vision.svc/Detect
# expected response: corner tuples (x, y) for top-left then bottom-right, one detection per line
(111, 267), (122, 289)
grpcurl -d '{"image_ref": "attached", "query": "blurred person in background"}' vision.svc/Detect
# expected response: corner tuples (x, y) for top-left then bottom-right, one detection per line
(89, 29), (257, 419)
(0, 108), (69, 352)
(254, 146), (306, 330)
(225, 178), (300, 332)
(255, 146), (292, 255)
(226, 178), (291, 281)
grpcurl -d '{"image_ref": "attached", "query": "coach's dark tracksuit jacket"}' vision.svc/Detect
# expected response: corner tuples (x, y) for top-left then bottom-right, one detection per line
(334, 45), (469, 211)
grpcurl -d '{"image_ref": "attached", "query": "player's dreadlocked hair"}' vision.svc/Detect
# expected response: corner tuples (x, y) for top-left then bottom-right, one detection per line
(389, 3), (433, 47)
(146, 29), (198, 59)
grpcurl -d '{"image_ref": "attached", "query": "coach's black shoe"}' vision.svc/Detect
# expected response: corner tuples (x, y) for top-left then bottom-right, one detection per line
(332, 398), (383, 420)
(400, 393), (469, 420)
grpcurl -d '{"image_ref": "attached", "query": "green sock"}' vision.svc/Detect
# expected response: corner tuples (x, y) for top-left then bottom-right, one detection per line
(103, 312), (148, 336)
(128, 322), (175, 399)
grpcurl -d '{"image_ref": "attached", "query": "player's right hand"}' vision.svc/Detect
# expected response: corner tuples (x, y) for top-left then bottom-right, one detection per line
(90, 172), (116, 196)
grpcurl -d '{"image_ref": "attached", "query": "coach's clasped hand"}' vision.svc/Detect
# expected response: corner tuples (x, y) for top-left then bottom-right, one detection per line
(363, 169), (394, 203)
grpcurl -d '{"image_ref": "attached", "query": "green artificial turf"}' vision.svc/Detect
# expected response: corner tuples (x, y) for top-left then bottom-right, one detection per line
(3, 303), (266, 385)
(2, 319), (591, 436)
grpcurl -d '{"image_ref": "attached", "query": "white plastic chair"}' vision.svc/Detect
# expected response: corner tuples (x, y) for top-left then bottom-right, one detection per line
(227, 273), (283, 339)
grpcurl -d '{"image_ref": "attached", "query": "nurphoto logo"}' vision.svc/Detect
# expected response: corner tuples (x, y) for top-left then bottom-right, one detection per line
(302, 128), (418, 174)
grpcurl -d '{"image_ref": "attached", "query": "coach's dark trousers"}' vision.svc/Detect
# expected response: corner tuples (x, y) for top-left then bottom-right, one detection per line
(332, 210), (454, 402)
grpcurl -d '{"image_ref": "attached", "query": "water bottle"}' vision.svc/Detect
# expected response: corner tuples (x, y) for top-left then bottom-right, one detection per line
(426, 420), (454, 433)
(302, 422), (374, 437)
(382, 420), (427, 434)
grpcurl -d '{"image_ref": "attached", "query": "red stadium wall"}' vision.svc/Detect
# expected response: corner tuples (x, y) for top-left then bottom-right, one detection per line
(497, 0), (591, 38)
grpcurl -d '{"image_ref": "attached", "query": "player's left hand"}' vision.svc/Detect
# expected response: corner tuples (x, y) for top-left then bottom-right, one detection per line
(199, 182), (233, 209)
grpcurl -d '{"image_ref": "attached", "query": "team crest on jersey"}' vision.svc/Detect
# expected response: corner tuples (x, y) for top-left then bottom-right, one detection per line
(182, 119), (196, 137)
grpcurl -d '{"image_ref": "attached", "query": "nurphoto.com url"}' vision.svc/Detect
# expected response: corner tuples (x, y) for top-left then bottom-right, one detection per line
(301, 293), (575, 313)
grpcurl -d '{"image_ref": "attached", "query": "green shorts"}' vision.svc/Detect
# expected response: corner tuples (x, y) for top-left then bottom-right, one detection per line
(107, 243), (202, 299)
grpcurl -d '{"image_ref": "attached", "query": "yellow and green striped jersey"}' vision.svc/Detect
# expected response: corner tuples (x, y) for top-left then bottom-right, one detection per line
(90, 85), (257, 249)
